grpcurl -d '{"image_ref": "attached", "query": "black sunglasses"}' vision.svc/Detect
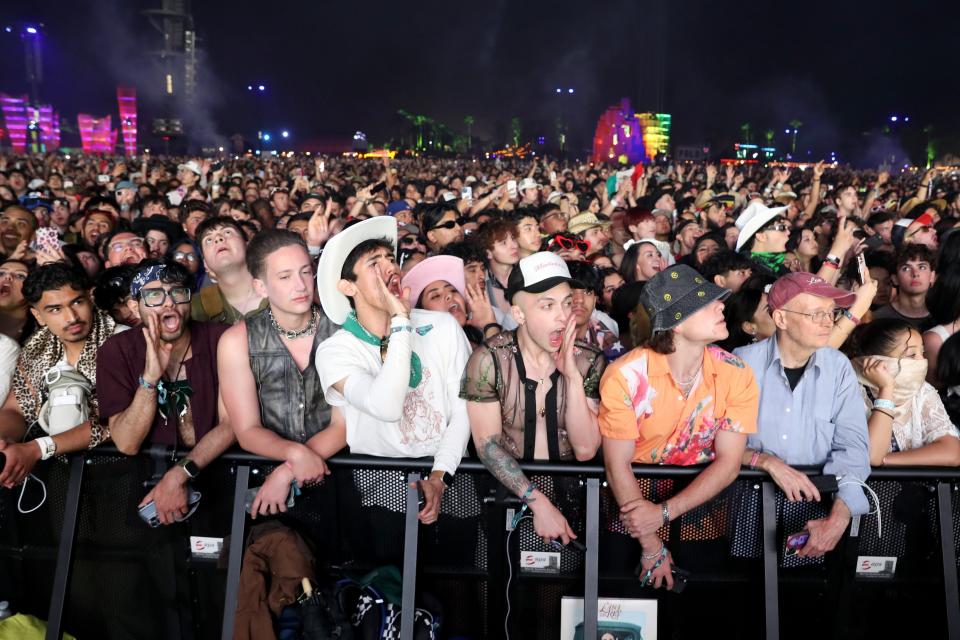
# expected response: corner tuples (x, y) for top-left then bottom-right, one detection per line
(429, 219), (461, 231)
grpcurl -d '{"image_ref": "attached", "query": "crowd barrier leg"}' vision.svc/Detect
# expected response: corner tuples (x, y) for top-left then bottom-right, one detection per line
(220, 464), (250, 640)
(936, 482), (960, 640)
(583, 478), (600, 638)
(401, 472), (422, 640)
(761, 481), (780, 640)
(45, 455), (85, 640)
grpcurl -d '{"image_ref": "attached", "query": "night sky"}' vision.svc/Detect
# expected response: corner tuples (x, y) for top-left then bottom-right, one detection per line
(1, 0), (958, 164)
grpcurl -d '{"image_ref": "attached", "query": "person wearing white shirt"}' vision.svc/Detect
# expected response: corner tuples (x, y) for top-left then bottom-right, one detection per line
(315, 217), (471, 524)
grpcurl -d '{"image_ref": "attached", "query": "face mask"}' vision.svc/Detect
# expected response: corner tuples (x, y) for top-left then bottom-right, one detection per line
(855, 354), (927, 407)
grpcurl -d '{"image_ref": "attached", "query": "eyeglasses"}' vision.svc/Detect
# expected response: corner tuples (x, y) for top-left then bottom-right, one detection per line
(109, 238), (145, 254)
(551, 235), (590, 253)
(399, 236), (421, 247)
(0, 268), (28, 281)
(139, 286), (192, 307)
(767, 223), (790, 233)
(173, 251), (198, 262)
(778, 307), (843, 325)
(907, 225), (932, 238)
(429, 219), (461, 231)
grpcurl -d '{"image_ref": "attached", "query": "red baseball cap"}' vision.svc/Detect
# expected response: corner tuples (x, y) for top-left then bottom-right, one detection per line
(767, 272), (856, 311)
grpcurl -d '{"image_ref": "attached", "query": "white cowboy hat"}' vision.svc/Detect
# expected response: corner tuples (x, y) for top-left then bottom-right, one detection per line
(316, 216), (397, 325)
(623, 237), (675, 266)
(734, 201), (789, 251)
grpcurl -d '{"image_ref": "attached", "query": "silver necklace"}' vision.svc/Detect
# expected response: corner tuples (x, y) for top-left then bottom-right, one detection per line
(269, 306), (318, 340)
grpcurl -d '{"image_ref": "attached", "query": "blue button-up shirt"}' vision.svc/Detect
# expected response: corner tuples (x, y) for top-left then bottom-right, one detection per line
(734, 336), (870, 515)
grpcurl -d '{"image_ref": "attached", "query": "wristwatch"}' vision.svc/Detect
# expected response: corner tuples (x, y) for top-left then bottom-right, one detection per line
(35, 436), (57, 461)
(176, 457), (200, 480)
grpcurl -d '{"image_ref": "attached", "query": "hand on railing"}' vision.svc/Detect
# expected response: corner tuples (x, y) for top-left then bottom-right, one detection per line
(285, 445), (330, 486)
(619, 497), (664, 539)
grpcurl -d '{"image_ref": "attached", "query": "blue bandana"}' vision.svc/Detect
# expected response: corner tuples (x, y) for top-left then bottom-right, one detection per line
(129, 264), (168, 298)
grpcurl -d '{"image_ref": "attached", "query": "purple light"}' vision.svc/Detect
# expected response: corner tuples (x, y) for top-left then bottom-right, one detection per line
(4, 27), (11, 33)
(258, 84), (265, 92)
(247, 85), (252, 91)
(568, 88), (574, 94)
(904, 116), (910, 122)
(25, 26), (37, 34)
(890, 116), (898, 122)
(784, 129), (790, 134)
(555, 88), (561, 94)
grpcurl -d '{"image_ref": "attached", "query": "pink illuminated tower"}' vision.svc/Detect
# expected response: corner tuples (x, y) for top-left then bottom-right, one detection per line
(77, 114), (113, 154)
(117, 86), (138, 156)
(0, 94), (29, 153)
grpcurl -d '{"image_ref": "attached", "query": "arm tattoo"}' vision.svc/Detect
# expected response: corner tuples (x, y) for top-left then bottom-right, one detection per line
(479, 434), (533, 499)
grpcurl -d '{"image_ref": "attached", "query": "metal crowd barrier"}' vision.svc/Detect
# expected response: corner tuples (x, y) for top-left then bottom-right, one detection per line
(1, 446), (958, 640)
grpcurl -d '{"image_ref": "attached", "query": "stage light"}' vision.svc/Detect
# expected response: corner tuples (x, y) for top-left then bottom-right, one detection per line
(568, 88), (574, 94)
(25, 27), (37, 34)
(258, 84), (265, 91)
(555, 88), (561, 94)
(247, 85), (252, 91)
(785, 129), (790, 134)
(4, 27), (12, 33)
(890, 116), (898, 122)
(263, 133), (271, 142)
(281, 130), (289, 138)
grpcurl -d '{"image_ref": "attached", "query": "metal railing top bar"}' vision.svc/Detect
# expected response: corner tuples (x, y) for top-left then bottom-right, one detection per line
(91, 444), (960, 481)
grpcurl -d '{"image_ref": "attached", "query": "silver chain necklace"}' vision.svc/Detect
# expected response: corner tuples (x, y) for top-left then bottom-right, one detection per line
(269, 306), (318, 340)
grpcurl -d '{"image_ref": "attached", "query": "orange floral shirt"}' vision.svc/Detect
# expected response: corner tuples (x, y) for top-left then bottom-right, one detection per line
(599, 346), (759, 464)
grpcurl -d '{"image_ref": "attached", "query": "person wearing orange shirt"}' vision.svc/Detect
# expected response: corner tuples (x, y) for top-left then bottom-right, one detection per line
(599, 264), (759, 589)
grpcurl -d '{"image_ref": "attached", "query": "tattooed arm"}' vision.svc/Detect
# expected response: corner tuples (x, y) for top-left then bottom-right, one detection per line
(467, 399), (577, 544)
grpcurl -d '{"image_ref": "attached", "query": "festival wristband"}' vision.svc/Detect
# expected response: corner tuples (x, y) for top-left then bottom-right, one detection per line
(873, 398), (896, 411)
(138, 376), (157, 391)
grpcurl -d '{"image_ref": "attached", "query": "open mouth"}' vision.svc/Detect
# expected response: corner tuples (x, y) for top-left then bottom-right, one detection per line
(1, 232), (19, 243)
(549, 329), (564, 349)
(160, 312), (181, 333)
(386, 273), (402, 297)
(0, 284), (10, 296)
(448, 302), (463, 315)
(216, 246), (230, 256)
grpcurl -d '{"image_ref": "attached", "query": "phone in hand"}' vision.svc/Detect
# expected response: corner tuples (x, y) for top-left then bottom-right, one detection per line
(507, 180), (518, 199)
(32, 227), (62, 254)
(461, 186), (473, 201)
(97, 174), (110, 184)
(856, 252), (868, 285)
(784, 530), (810, 557)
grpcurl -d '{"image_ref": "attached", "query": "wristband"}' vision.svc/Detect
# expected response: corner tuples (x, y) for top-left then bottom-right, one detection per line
(872, 407), (895, 420)
(642, 540), (665, 560)
(661, 501), (671, 526)
(36, 436), (56, 461)
(873, 398), (896, 411)
(821, 260), (839, 270)
(390, 324), (413, 334)
(842, 309), (860, 325)
(825, 253), (840, 264)
(138, 376), (157, 391)
(511, 483), (538, 529)
(749, 451), (762, 469)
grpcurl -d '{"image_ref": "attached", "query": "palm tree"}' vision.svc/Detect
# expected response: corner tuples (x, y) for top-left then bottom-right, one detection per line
(510, 117), (522, 147)
(789, 119), (803, 155)
(464, 115), (475, 151)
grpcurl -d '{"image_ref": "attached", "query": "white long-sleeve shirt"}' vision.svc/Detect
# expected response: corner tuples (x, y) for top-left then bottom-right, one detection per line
(315, 309), (471, 475)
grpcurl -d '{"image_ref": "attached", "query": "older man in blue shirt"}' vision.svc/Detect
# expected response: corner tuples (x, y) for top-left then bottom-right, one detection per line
(735, 272), (870, 558)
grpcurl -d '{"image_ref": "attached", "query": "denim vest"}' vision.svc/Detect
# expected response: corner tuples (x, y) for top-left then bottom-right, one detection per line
(246, 307), (334, 442)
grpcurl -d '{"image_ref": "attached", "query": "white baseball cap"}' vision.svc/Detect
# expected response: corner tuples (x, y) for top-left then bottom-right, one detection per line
(506, 252), (578, 302)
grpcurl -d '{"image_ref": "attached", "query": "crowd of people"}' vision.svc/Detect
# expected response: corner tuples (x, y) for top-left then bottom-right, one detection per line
(1, 150), (959, 595)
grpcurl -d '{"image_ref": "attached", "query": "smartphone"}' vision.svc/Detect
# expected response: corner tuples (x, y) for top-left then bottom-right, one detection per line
(461, 186), (473, 201)
(138, 489), (202, 528)
(32, 227), (62, 254)
(507, 179), (518, 199)
(442, 191), (456, 202)
(211, 161), (223, 173)
(549, 170), (557, 182)
(319, 161), (325, 173)
(243, 480), (299, 515)
(97, 174), (110, 184)
(856, 253), (868, 286)
(417, 483), (426, 510)
(784, 531), (810, 557)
